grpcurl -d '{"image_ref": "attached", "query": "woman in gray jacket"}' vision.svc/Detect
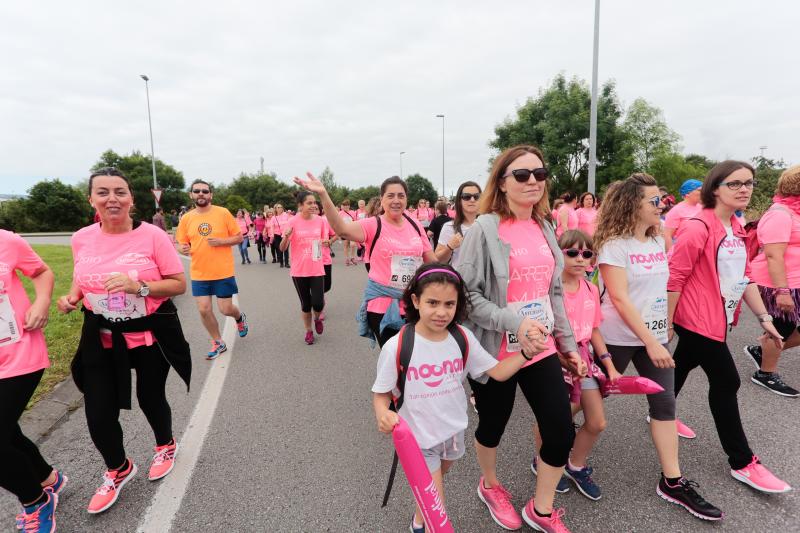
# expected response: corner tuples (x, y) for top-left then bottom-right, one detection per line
(459, 145), (582, 533)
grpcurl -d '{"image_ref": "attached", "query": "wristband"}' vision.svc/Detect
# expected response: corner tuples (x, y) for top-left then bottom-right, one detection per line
(598, 352), (612, 361)
(521, 350), (532, 361)
(776, 288), (791, 295)
(446, 243), (454, 252)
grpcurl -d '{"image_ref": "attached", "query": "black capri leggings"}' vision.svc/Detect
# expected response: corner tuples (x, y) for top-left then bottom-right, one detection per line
(292, 275), (325, 313)
(366, 311), (400, 347)
(606, 343), (676, 421)
(271, 235), (288, 266)
(469, 354), (575, 467)
(0, 369), (52, 503)
(83, 344), (173, 469)
(324, 264), (332, 293)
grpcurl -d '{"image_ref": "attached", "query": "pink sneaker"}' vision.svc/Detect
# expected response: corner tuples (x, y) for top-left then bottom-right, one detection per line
(314, 318), (324, 335)
(476, 477), (522, 530)
(731, 456), (792, 493)
(87, 460), (137, 514)
(148, 440), (178, 481)
(521, 500), (571, 533)
(305, 330), (314, 345)
(646, 416), (696, 439)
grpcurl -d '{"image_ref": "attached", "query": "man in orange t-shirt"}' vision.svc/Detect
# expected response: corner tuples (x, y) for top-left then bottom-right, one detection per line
(176, 179), (250, 359)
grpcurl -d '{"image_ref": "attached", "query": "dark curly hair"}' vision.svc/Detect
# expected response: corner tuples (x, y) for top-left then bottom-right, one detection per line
(402, 263), (470, 326)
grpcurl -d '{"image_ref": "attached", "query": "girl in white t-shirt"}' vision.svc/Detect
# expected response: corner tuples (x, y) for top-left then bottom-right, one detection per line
(372, 264), (532, 533)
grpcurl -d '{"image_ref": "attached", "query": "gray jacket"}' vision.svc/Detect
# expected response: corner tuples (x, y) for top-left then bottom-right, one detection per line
(458, 213), (577, 357)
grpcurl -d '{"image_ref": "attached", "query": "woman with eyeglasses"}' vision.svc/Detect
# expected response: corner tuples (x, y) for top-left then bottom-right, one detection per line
(435, 181), (482, 266)
(458, 145), (582, 532)
(576, 192), (598, 237)
(594, 173), (722, 521)
(667, 161), (791, 494)
(270, 204), (291, 268)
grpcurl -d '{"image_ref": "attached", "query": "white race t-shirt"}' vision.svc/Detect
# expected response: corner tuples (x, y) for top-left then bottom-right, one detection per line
(437, 220), (473, 267)
(598, 236), (669, 346)
(718, 226), (748, 324)
(371, 327), (497, 449)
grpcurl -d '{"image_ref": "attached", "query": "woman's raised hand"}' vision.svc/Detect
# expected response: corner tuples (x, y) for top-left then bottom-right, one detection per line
(293, 172), (327, 195)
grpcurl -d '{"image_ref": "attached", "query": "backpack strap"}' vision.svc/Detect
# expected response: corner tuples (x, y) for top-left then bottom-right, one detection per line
(448, 324), (469, 366)
(367, 216), (382, 262)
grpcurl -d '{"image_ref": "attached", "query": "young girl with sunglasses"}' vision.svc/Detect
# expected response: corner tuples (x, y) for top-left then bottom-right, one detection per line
(372, 263), (533, 533)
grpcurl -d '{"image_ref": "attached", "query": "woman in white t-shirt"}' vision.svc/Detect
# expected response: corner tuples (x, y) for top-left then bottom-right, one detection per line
(435, 181), (481, 267)
(595, 173), (722, 521)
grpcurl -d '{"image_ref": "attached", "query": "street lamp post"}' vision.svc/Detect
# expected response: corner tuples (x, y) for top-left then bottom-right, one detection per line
(587, 0), (600, 195)
(435, 114), (445, 196)
(140, 75), (158, 208)
(400, 151), (405, 179)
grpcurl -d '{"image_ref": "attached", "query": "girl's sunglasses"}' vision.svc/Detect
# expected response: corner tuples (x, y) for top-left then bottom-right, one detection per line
(503, 167), (549, 183)
(562, 248), (594, 259)
(460, 192), (481, 201)
(647, 196), (662, 207)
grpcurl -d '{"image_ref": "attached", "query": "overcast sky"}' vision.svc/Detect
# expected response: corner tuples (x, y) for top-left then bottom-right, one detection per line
(1, 1), (796, 196)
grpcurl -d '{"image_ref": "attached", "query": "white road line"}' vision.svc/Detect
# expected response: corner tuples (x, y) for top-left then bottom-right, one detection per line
(136, 295), (239, 533)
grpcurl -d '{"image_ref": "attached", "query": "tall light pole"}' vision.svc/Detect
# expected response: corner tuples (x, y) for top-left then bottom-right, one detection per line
(759, 146), (768, 159)
(587, 0), (600, 195)
(399, 151), (406, 179)
(435, 114), (445, 196)
(140, 75), (158, 208)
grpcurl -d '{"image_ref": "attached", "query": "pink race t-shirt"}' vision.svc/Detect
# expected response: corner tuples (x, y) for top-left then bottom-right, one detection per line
(321, 218), (336, 266)
(576, 208), (598, 236)
(556, 205), (579, 237)
(563, 280), (602, 344)
(0, 231), (49, 379)
(750, 206), (800, 288)
(497, 218), (557, 366)
(271, 212), (291, 236)
(72, 222), (185, 349)
(286, 215), (327, 277)
(664, 201), (702, 231)
(358, 215), (432, 313)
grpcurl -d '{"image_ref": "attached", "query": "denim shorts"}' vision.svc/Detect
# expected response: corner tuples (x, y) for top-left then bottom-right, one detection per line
(191, 276), (238, 298)
(421, 431), (465, 473)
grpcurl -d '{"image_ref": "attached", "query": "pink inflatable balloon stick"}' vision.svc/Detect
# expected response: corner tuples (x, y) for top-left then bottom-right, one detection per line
(602, 375), (664, 395)
(392, 417), (455, 533)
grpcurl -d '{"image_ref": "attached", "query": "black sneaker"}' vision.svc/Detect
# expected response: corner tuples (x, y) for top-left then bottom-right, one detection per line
(751, 371), (800, 397)
(656, 475), (723, 521)
(743, 345), (762, 369)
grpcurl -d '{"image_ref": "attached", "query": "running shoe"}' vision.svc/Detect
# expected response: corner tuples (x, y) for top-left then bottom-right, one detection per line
(476, 477), (522, 530)
(646, 415), (696, 439)
(521, 500), (570, 533)
(314, 317), (324, 335)
(531, 457), (570, 493)
(305, 331), (314, 345)
(16, 471), (67, 530)
(564, 464), (601, 500)
(19, 491), (57, 533)
(751, 371), (799, 397)
(409, 517), (425, 533)
(743, 344), (762, 369)
(87, 460), (137, 514)
(656, 475), (723, 521)
(731, 455), (792, 493)
(236, 313), (249, 337)
(148, 440), (178, 481)
(207, 339), (227, 360)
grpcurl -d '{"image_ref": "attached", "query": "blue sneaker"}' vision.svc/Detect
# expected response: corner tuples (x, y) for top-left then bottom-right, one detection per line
(16, 471), (67, 530)
(236, 313), (249, 337)
(565, 464), (602, 500)
(530, 457), (570, 493)
(19, 492), (56, 533)
(207, 339), (227, 360)
(409, 517), (425, 532)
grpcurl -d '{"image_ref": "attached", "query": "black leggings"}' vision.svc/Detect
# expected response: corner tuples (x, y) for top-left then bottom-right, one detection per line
(256, 237), (268, 261)
(366, 311), (401, 348)
(0, 370), (52, 503)
(324, 264), (332, 293)
(292, 276), (325, 313)
(272, 235), (288, 266)
(83, 344), (173, 469)
(673, 324), (753, 470)
(470, 354), (575, 467)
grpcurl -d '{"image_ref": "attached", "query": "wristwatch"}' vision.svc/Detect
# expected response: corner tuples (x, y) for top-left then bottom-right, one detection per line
(137, 281), (150, 297)
(757, 313), (773, 323)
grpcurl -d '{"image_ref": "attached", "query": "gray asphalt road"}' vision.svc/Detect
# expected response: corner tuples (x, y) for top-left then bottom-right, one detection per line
(3, 244), (799, 532)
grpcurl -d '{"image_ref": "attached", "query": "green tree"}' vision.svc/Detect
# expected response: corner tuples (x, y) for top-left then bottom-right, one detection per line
(0, 199), (35, 232)
(405, 174), (437, 207)
(647, 152), (708, 196)
(684, 153), (716, 172)
(223, 172), (299, 212)
(349, 185), (381, 203)
(224, 194), (252, 215)
(317, 166), (349, 206)
(92, 150), (186, 221)
(622, 98), (681, 172)
(24, 180), (93, 231)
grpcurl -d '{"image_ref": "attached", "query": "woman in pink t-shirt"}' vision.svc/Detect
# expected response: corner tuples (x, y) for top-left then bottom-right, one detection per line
(280, 192), (329, 345)
(294, 174), (435, 347)
(56, 168), (188, 515)
(457, 145), (583, 531)
(555, 192), (579, 238)
(576, 192), (598, 236)
(253, 212), (268, 263)
(235, 210), (252, 264)
(0, 230), (63, 526)
(270, 204), (291, 268)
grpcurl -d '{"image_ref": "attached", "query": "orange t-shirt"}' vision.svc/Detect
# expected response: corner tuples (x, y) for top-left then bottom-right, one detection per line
(176, 205), (241, 280)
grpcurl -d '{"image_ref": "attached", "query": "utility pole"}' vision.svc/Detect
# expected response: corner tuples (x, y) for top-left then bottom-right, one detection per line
(587, 0), (600, 195)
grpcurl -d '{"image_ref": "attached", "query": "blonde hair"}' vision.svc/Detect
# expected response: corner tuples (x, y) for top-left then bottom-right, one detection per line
(777, 165), (800, 197)
(594, 173), (660, 252)
(480, 145), (550, 223)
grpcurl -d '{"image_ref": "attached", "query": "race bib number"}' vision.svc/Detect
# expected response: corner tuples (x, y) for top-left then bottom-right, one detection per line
(505, 297), (555, 352)
(312, 240), (322, 261)
(721, 277), (749, 324)
(641, 296), (668, 343)
(389, 255), (423, 290)
(84, 292), (147, 322)
(0, 293), (22, 348)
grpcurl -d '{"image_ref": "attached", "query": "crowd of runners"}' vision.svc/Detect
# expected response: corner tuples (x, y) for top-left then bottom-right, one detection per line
(2, 148), (800, 532)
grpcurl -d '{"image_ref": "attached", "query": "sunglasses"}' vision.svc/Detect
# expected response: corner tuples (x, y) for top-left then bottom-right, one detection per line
(562, 248), (594, 259)
(721, 179), (757, 190)
(647, 196), (662, 207)
(192, 188), (211, 194)
(504, 167), (550, 183)
(460, 192), (481, 201)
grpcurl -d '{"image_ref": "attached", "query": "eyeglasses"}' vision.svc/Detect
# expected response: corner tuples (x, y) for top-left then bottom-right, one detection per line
(647, 196), (662, 207)
(192, 188), (211, 194)
(90, 167), (125, 178)
(562, 248), (594, 259)
(721, 179), (757, 190)
(503, 167), (549, 183)
(460, 193), (481, 201)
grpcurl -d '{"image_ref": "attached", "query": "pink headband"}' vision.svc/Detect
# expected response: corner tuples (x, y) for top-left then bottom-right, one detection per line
(416, 268), (461, 281)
